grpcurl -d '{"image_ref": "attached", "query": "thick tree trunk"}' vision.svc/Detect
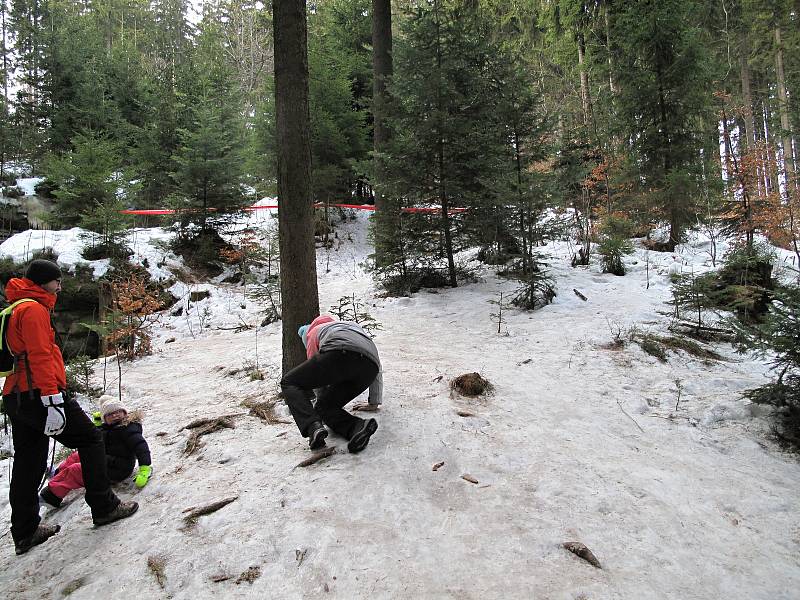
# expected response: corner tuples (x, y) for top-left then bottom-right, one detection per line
(774, 26), (796, 194)
(654, 57), (679, 250)
(371, 0), (398, 268)
(371, 0), (392, 213)
(434, 3), (456, 288)
(273, 0), (320, 374)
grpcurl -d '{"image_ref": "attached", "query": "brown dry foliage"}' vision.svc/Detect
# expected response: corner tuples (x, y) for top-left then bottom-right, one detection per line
(241, 397), (291, 425)
(450, 373), (493, 396)
(107, 273), (162, 359)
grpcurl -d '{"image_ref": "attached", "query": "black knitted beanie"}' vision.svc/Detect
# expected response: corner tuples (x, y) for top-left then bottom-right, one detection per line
(25, 259), (62, 286)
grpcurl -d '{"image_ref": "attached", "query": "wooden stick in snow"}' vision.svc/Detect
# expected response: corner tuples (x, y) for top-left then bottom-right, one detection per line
(573, 288), (588, 301)
(182, 496), (239, 526)
(294, 446), (336, 468)
(182, 414), (243, 430)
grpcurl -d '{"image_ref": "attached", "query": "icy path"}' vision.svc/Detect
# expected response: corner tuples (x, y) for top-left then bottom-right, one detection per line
(2, 218), (800, 599)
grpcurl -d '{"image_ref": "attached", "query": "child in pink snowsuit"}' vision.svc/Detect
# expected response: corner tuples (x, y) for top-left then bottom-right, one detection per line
(40, 397), (152, 508)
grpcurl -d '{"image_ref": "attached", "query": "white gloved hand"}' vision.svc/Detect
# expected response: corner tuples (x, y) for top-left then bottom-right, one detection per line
(41, 393), (66, 436)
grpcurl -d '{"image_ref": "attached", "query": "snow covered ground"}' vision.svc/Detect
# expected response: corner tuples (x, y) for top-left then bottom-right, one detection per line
(1, 211), (800, 599)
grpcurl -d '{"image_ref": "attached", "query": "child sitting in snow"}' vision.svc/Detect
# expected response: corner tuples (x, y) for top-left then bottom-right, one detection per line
(39, 396), (153, 508)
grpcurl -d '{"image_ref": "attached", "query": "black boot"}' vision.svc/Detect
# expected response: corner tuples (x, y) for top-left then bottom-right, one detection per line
(308, 422), (328, 450)
(93, 500), (139, 527)
(15, 523), (61, 555)
(347, 418), (378, 453)
(39, 487), (62, 509)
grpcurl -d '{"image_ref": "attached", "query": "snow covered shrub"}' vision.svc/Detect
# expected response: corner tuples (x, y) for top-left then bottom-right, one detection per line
(736, 285), (800, 449)
(669, 271), (720, 332)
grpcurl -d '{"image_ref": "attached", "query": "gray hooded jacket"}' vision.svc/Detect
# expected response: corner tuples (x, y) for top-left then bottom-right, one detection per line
(316, 322), (383, 405)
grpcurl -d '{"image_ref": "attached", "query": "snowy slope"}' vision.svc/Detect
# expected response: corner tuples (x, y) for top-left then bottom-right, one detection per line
(1, 212), (800, 600)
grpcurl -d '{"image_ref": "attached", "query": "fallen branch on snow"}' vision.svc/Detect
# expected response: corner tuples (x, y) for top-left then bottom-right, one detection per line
(294, 446), (336, 468)
(183, 417), (236, 455)
(182, 414), (243, 430)
(182, 496), (239, 526)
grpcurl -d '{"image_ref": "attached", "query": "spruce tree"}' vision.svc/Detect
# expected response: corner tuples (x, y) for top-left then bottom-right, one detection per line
(43, 130), (130, 228)
(170, 14), (246, 233)
(612, 0), (716, 250)
(384, 1), (509, 289)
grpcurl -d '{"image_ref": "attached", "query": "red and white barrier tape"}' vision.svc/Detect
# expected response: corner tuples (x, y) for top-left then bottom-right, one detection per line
(120, 203), (468, 216)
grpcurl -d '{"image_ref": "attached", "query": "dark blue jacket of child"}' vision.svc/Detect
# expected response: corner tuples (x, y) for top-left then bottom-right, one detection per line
(102, 421), (151, 482)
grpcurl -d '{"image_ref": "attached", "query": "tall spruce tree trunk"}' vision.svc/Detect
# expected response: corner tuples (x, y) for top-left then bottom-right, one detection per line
(513, 128), (529, 275)
(577, 32), (593, 128)
(655, 61), (679, 250)
(273, 0), (320, 374)
(371, 0), (392, 213)
(774, 25), (796, 193)
(721, 114), (734, 187)
(371, 0), (398, 268)
(603, 1), (615, 95)
(1, 0), (7, 180)
(761, 97), (780, 196)
(434, 1), (456, 288)
(739, 32), (762, 198)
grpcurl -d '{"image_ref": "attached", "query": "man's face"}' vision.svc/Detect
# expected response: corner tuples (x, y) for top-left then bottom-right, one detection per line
(41, 279), (62, 295)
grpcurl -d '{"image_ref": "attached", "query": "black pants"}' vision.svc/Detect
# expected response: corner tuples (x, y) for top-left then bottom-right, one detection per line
(3, 392), (120, 543)
(280, 350), (378, 439)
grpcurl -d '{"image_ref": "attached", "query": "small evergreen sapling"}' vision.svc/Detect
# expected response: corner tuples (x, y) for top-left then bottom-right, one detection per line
(488, 291), (510, 334)
(509, 269), (557, 311)
(735, 285), (800, 448)
(597, 214), (634, 276)
(329, 294), (381, 335)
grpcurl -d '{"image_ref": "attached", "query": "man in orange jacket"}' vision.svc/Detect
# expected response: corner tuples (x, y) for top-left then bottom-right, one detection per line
(2, 259), (138, 555)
